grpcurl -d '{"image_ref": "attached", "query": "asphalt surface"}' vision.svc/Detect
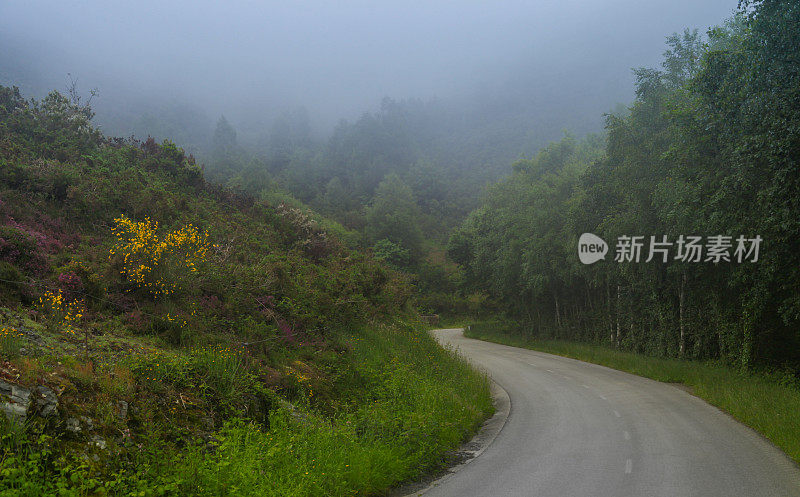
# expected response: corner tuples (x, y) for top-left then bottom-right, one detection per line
(423, 328), (800, 497)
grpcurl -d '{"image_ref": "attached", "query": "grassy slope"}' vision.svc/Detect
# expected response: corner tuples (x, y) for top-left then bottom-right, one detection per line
(171, 322), (492, 496)
(0, 87), (492, 495)
(465, 321), (800, 465)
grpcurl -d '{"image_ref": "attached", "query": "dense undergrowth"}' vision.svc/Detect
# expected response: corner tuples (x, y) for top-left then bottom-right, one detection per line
(0, 85), (492, 495)
(466, 319), (800, 464)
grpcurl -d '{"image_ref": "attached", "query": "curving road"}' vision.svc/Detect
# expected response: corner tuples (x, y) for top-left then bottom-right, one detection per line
(424, 329), (800, 497)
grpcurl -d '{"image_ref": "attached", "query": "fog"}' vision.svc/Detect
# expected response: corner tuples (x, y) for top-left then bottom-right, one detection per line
(1, 0), (735, 148)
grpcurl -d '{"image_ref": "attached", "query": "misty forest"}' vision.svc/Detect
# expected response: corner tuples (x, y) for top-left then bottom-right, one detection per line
(1, 0), (799, 495)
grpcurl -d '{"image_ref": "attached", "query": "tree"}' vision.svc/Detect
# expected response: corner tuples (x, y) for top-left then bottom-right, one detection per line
(372, 239), (411, 269)
(212, 115), (237, 156)
(365, 174), (424, 261)
(209, 115), (242, 179)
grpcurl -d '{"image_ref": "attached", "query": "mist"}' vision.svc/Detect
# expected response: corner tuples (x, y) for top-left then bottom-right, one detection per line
(2, 0), (735, 145)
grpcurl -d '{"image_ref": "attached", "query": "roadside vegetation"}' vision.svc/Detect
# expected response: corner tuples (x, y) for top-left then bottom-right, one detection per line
(0, 83), (491, 495)
(168, 323), (492, 497)
(466, 320), (800, 464)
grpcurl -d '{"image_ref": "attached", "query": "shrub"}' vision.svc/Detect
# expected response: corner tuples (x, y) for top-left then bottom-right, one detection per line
(0, 324), (23, 357)
(57, 262), (104, 311)
(110, 215), (211, 298)
(38, 289), (84, 334)
(0, 261), (25, 301)
(372, 239), (410, 269)
(0, 225), (47, 275)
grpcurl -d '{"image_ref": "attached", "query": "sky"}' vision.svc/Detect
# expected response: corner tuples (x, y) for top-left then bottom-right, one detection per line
(0, 0), (737, 139)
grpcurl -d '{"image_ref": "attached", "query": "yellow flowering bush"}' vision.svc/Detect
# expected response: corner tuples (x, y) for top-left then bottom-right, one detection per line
(110, 215), (211, 297)
(38, 289), (84, 334)
(0, 325), (24, 355)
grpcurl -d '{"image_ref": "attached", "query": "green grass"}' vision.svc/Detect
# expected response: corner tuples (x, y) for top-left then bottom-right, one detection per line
(465, 320), (800, 465)
(125, 343), (253, 407)
(165, 321), (493, 496)
(0, 325), (24, 358)
(0, 321), (492, 496)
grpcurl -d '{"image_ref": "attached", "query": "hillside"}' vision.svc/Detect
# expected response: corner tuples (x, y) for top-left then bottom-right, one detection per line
(0, 85), (492, 495)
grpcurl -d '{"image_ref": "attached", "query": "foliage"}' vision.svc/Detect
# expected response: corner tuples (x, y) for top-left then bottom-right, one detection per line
(372, 239), (411, 270)
(127, 345), (254, 408)
(165, 322), (492, 497)
(110, 215), (211, 298)
(0, 225), (47, 276)
(37, 290), (84, 335)
(451, 2), (800, 371)
(199, 97), (528, 312)
(0, 324), (23, 357)
(365, 174), (424, 260)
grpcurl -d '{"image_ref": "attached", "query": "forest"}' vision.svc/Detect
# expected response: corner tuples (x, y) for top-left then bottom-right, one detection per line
(450, 1), (800, 369)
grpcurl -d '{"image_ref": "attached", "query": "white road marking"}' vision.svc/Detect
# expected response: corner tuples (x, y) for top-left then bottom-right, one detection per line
(546, 369), (554, 373)
(614, 410), (621, 418)
(624, 431), (631, 440)
(625, 459), (633, 474)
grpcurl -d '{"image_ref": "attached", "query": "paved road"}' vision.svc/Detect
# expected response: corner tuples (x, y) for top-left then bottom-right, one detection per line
(426, 328), (800, 497)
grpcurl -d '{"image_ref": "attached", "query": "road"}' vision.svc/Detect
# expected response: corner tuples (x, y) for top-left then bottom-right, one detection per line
(423, 328), (800, 497)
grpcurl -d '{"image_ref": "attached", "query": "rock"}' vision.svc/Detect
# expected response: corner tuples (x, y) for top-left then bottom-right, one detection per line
(116, 401), (128, 420)
(17, 326), (43, 344)
(279, 399), (309, 422)
(66, 417), (81, 433)
(0, 381), (31, 421)
(90, 435), (107, 450)
(35, 386), (58, 417)
(79, 416), (94, 430)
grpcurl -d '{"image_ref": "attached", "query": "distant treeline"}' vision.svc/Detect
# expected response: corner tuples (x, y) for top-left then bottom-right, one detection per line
(202, 96), (563, 241)
(200, 98), (553, 308)
(449, 0), (800, 369)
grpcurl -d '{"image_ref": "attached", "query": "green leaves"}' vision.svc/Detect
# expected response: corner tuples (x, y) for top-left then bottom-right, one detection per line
(452, 1), (800, 367)
(365, 174), (424, 261)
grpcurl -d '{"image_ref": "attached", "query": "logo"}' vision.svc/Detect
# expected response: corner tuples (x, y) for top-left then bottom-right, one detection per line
(576, 234), (762, 264)
(578, 233), (608, 265)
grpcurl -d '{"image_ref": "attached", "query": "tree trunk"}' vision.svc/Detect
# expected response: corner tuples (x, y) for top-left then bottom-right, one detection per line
(615, 285), (621, 348)
(679, 272), (686, 357)
(607, 279), (613, 342)
(554, 293), (561, 328)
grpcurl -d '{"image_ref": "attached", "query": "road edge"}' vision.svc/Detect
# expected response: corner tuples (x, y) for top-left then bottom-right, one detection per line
(390, 376), (511, 497)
